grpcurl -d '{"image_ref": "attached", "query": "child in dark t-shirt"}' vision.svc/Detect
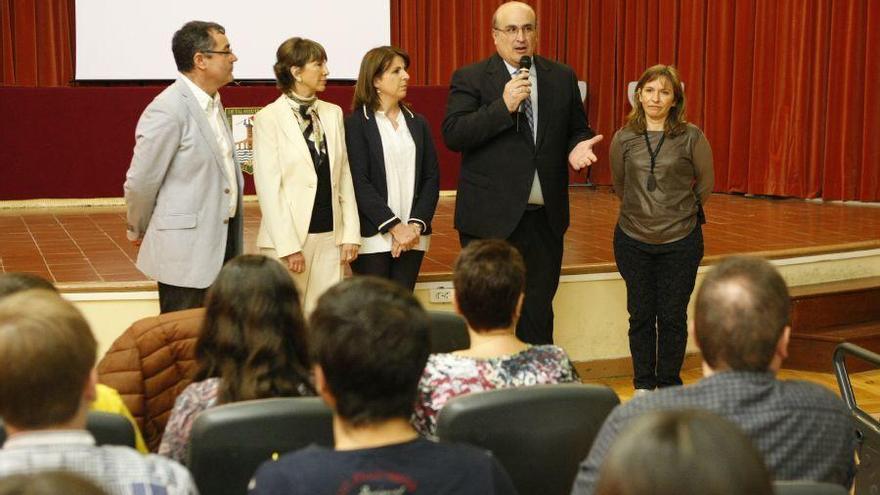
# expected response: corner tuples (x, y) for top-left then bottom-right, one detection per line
(248, 277), (517, 495)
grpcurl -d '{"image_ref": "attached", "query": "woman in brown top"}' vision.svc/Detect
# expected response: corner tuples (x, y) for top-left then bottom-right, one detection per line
(610, 65), (714, 392)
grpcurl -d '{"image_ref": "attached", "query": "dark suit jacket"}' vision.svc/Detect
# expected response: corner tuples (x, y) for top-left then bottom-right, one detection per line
(345, 105), (440, 237)
(442, 54), (594, 238)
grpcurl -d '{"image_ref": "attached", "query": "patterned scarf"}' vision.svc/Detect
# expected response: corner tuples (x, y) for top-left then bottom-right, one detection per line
(285, 91), (326, 160)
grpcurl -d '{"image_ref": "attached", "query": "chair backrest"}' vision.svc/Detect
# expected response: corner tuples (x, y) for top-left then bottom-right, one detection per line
(187, 397), (334, 495)
(773, 481), (849, 495)
(85, 411), (137, 448)
(436, 383), (620, 495)
(833, 342), (880, 494)
(0, 411), (135, 448)
(427, 311), (470, 353)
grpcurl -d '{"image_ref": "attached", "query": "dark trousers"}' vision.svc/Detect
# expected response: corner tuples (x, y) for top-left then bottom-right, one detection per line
(158, 218), (238, 314)
(460, 208), (563, 345)
(350, 250), (425, 291)
(614, 224), (703, 389)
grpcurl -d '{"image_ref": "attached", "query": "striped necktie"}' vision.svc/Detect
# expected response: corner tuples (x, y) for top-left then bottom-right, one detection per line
(513, 70), (535, 140)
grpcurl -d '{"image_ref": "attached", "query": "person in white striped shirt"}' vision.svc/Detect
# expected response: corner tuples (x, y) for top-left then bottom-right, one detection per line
(0, 290), (198, 495)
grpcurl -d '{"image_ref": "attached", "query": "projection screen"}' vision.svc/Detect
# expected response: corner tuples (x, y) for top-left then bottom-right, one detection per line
(75, 0), (391, 81)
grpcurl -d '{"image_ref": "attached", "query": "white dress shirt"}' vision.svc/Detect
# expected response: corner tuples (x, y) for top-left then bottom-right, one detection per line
(360, 110), (430, 254)
(181, 74), (238, 218)
(503, 58), (544, 206)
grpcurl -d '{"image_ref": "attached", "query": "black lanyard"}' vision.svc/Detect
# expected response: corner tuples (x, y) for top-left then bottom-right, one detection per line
(643, 132), (665, 192)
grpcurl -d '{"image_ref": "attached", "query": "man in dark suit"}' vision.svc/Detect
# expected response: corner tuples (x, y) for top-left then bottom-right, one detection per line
(443, 1), (603, 344)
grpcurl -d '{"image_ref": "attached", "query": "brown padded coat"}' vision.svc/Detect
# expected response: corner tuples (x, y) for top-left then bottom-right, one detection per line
(96, 308), (204, 452)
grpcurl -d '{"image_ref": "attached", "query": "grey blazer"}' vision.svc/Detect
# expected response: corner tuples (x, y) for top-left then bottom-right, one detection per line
(124, 77), (244, 289)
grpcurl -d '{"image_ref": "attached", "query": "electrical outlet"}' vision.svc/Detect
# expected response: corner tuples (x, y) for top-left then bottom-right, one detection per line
(429, 287), (454, 304)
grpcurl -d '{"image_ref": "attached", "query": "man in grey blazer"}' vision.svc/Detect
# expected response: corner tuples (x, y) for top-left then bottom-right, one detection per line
(125, 21), (244, 313)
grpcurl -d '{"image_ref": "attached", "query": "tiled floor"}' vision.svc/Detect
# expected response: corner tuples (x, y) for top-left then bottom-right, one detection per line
(1, 187), (879, 289)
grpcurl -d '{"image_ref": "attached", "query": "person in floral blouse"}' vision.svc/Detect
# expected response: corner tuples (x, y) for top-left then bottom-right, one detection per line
(412, 239), (579, 437)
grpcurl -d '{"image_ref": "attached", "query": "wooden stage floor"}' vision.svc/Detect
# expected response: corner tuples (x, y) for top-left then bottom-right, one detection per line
(1, 187), (879, 289)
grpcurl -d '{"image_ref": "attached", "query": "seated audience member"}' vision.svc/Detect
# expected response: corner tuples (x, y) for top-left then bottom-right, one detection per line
(250, 276), (517, 494)
(0, 273), (148, 453)
(0, 290), (197, 495)
(0, 471), (110, 495)
(159, 255), (314, 463)
(0, 273), (56, 298)
(412, 239), (579, 437)
(594, 410), (773, 495)
(571, 256), (857, 495)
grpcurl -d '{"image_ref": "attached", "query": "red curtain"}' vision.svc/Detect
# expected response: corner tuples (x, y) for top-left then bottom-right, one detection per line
(391, 0), (880, 201)
(1, 0), (877, 200)
(0, 0), (74, 86)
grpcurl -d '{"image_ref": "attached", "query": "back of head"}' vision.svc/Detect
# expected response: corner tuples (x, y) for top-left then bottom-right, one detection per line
(195, 255), (311, 402)
(595, 410), (773, 495)
(695, 256), (790, 371)
(0, 471), (108, 495)
(172, 20), (225, 72)
(453, 239), (525, 331)
(0, 290), (96, 429)
(310, 276), (430, 425)
(0, 273), (56, 299)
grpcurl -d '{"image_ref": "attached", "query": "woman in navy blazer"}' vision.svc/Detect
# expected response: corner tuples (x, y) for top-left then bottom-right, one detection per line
(345, 46), (440, 290)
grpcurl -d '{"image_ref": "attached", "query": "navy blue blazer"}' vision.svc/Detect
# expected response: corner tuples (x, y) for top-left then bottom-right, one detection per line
(344, 105), (440, 238)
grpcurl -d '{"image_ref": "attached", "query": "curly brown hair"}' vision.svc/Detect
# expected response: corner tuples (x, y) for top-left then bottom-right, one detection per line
(194, 255), (313, 403)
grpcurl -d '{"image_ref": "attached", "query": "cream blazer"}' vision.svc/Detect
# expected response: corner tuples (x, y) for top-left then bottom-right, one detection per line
(253, 95), (360, 258)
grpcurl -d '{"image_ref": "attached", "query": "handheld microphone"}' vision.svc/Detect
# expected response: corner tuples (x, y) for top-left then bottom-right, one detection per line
(517, 56), (532, 114)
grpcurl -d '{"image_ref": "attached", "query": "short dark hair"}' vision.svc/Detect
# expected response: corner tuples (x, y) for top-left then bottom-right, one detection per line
(695, 256), (791, 371)
(596, 410), (773, 495)
(273, 37), (328, 93)
(195, 255), (313, 403)
(453, 239), (525, 331)
(0, 272), (56, 299)
(172, 20), (225, 72)
(309, 276), (430, 425)
(0, 290), (97, 429)
(352, 45), (411, 111)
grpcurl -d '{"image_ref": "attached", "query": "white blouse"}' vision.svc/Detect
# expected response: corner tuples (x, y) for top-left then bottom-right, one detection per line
(360, 110), (430, 254)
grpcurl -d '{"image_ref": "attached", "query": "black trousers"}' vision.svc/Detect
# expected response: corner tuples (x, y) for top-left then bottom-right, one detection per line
(460, 208), (563, 345)
(614, 224), (703, 389)
(158, 219), (238, 314)
(350, 250), (425, 291)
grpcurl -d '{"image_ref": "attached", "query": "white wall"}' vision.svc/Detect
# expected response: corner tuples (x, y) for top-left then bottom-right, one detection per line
(75, 0), (390, 80)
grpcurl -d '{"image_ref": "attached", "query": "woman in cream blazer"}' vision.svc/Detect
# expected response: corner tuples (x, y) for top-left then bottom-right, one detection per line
(253, 37), (359, 312)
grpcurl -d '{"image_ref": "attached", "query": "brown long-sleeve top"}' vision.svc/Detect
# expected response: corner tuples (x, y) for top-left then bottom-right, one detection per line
(610, 123), (714, 244)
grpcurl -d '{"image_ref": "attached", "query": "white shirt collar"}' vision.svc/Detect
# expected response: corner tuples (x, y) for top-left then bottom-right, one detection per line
(3, 430), (95, 449)
(180, 73), (221, 112)
(375, 109), (406, 125)
(503, 56), (535, 76)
